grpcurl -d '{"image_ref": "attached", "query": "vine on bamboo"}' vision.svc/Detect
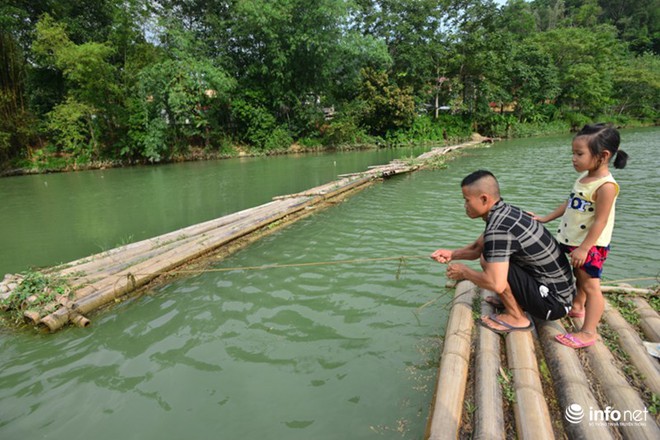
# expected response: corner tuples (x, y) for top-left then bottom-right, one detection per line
(0, 271), (73, 324)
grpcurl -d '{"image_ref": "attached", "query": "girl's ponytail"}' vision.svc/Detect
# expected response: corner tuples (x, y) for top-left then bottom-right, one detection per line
(613, 149), (628, 169)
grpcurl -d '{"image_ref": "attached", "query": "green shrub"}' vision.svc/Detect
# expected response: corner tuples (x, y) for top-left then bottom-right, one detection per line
(508, 120), (569, 138)
(263, 126), (294, 151)
(231, 98), (278, 149)
(45, 97), (96, 160)
(562, 110), (591, 132)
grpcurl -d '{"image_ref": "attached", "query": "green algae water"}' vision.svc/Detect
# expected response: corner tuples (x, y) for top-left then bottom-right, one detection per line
(1, 128), (658, 439)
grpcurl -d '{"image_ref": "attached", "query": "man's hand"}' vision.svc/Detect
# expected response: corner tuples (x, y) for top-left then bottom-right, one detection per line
(431, 249), (452, 264)
(446, 263), (467, 280)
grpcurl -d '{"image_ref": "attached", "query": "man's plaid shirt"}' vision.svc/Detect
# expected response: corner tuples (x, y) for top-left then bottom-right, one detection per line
(483, 200), (576, 307)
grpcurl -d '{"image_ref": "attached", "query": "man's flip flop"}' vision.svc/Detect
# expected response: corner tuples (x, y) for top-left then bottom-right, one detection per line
(479, 313), (534, 335)
(568, 310), (585, 318)
(555, 333), (595, 349)
(484, 296), (503, 309)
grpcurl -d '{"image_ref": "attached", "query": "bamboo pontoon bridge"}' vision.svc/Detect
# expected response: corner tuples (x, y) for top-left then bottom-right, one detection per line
(0, 139), (482, 332)
(426, 280), (660, 439)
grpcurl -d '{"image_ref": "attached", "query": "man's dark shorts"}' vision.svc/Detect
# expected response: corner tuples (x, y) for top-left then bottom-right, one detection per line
(507, 263), (568, 320)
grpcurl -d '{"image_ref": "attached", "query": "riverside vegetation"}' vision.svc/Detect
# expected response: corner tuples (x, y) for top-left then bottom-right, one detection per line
(1, 0), (658, 174)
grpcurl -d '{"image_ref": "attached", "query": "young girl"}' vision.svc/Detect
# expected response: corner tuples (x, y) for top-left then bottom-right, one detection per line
(537, 123), (628, 349)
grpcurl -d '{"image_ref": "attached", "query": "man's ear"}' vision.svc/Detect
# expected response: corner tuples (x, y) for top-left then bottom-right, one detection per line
(480, 194), (489, 205)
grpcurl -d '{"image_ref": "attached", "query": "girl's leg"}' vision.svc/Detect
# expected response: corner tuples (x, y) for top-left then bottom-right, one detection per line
(571, 269), (604, 343)
(570, 268), (587, 314)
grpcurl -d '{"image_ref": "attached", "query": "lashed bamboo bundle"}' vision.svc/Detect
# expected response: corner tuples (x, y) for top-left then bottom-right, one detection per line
(579, 331), (660, 439)
(427, 283), (660, 439)
(38, 194), (326, 331)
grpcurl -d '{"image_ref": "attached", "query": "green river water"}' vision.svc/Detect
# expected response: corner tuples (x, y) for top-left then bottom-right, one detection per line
(0, 128), (658, 439)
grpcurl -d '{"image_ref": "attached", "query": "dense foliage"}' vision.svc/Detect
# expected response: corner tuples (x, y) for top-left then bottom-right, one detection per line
(1, 0), (658, 169)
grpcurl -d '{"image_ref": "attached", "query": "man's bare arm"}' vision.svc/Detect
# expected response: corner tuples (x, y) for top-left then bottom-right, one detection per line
(446, 258), (509, 294)
(431, 235), (484, 263)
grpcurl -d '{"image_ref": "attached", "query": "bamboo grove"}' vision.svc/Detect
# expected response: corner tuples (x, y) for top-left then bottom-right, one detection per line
(1, 0), (658, 171)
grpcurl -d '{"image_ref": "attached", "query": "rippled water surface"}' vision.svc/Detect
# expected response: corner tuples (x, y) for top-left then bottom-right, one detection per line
(1, 128), (658, 439)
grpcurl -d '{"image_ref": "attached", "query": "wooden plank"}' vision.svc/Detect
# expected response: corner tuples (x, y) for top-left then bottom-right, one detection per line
(427, 280), (477, 440)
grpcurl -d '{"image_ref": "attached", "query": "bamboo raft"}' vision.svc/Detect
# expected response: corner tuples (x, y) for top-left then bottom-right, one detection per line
(426, 280), (660, 440)
(0, 139), (485, 332)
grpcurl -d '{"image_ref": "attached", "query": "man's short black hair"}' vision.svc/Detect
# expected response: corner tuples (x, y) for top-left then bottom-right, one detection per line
(461, 170), (497, 187)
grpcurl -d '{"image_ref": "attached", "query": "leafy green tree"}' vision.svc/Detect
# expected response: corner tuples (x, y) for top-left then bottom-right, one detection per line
(529, 0), (567, 31)
(350, 0), (449, 93)
(612, 53), (660, 119)
(358, 68), (416, 135)
(134, 24), (234, 161)
(0, 6), (36, 165)
(495, 1), (560, 122)
(45, 97), (97, 158)
(598, 0), (660, 54)
(32, 13), (120, 158)
(445, 1), (503, 116)
(531, 25), (623, 116)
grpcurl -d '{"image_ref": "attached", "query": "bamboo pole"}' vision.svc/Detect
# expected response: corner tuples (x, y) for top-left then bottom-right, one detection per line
(40, 196), (317, 331)
(536, 319), (614, 440)
(415, 140), (482, 161)
(273, 175), (372, 200)
(602, 301), (660, 395)
(66, 196), (312, 298)
(474, 289), (504, 440)
(39, 188), (360, 331)
(53, 201), (289, 280)
(69, 312), (90, 328)
(427, 280), (477, 440)
(36, 198), (314, 322)
(601, 285), (656, 295)
(582, 332), (660, 439)
(630, 297), (660, 342)
(506, 330), (554, 439)
(63, 200), (301, 286)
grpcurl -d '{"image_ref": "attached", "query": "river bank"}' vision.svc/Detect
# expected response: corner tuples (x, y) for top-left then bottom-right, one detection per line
(1, 137), (451, 178)
(0, 121), (568, 178)
(4, 118), (656, 178)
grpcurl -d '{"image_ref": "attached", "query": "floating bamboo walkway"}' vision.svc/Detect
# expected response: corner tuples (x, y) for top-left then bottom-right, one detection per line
(426, 280), (660, 440)
(0, 139), (486, 332)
